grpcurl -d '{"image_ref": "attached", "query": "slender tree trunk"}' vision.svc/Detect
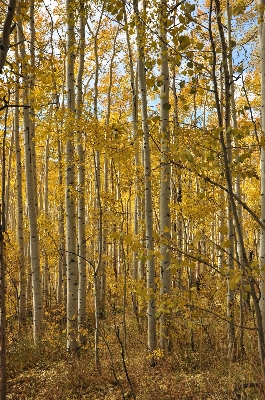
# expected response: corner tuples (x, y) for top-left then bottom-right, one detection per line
(0, 229), (6, 400)
(258, 0), (265, 344)
(227, 0), (244, 357)
(66, 0), (78, 352)
(14, 89), (26, 325)
(134, 0), (157, 360)
(18, 19), (42, 343)
(43, 137), (49, 307)
(92, 5), (104, 369)
(57, 139), (66, 305)
(212, 0), (236, 361)
(123, 2), (140, 314)
(159, 0), (171, 351)
(30, 0), (38, 217)
(77, 1), (86, 346)
(210, 0), (265, 380)
(0, 108), (7, 400)
(5, 127), (14, 230)
(14, 31), (26, 325)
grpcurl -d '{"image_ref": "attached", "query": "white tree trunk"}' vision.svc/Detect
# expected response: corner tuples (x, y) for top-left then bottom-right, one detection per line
(30, 0), (38, 217)
(159, 0), (171, 350)
(43, 137), (49, 307)
(18, 20), (42, 343)
(258, 0), (265, 341)
(77, 1), (86, 346)
(124, 3), (140, 313)
(14, 49), (26, 323)
(57, 139), (66, 305)
(66, 0), (78, 352)
(134, 0), (157, 358)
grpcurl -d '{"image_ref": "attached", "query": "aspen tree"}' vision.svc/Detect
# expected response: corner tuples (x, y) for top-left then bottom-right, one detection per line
(77, 0), (86, 346)
(102, 27), (119, 318)
(158, 0), (171, 350)
(258, 0), (265, 340)
(123, 0), (139, 313)
(0, 110), (7, 400)
(5, 128), (14, 230)
(29, 0), (38, 217)
(18, 20), (42, 343)
(134, 0), (157, 359)
(172, 54), (182, 288)
(210, 0), (265, 380)
(91, 5), (104, 370)
(0, 227), (6, 400)
(214, 0), (236, 360)
(43, 137), (49, 307)
(65, 0), (78, 352)
(57, 139), (66, 305)
(227, 0), (244, 356)
(14, 34), (26, 324)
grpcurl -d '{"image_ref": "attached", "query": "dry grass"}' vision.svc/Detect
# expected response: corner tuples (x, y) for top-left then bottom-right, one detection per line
(6, 306), (265, 400)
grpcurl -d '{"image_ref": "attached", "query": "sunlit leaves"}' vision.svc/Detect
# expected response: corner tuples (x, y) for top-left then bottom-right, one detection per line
(233, 5), (245, 16)
(220, 240), (232, 249)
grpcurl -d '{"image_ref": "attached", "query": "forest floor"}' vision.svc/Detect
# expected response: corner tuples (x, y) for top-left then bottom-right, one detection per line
(6, 307), (265, 400)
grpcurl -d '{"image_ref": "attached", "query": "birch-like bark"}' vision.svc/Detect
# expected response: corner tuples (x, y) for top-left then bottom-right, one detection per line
(66, 0), (78, 352)
(14, 37), (26, 324)
(77, 1), (86, 346)
(91, 6), (104, 370)
(30, 0), (38, 217)
(43, 137), (49, 307)
(18, 20), (42, 343)
(159, 0), (171, 350)
(101, 28), (119, 319)
(57, 139), (66, 305)
(211, 0), (265, 379)
(227, 0), (244, 356)
(213, 0), (235, 360)
(134, 0), (157, 358)
(0, 228), (6, 400)
(172, 63), (182, 288)
(123, 1), (140, 313)
(5, 127), (14, 230)
(258, 0), (265, 343)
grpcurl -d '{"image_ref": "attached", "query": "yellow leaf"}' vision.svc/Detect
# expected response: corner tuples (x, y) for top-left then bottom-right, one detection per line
(110, 231), (120, 240)
(220, 240), (231, 248)
(196, 42), (204, 50)
(146, 78), (154, 87)
(192, 232), (202, 244)
(131, 240), (141, 251)
(189, 262), (196, 269)
(124, 233), (133, 244)
(233, 5), (244, 16)
(218, 225), (228, 235)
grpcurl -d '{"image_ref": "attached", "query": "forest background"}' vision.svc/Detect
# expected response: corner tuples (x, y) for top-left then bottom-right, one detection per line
(0, 0), (265, 398)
